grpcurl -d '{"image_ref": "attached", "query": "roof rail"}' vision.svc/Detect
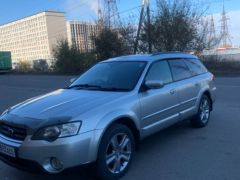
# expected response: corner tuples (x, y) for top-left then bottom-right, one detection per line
(151, 51), (184, 56)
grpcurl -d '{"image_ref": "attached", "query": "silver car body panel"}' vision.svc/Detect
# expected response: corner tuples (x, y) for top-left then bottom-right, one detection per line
(0, 53), (216, 173)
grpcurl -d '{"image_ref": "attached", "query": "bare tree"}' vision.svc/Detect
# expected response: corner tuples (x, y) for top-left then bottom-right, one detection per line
(140, 0), (213, 52)
(119, 15), (139, 54)
(93, 13), (137, 59)
(94, 28), (130, 60)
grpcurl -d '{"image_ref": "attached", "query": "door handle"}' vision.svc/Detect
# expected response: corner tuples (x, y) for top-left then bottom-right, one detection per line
(170, 89), (175, 95)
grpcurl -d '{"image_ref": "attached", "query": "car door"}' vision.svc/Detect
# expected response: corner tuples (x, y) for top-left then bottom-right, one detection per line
(139, 60), (181, 137)
(168, 59), (201, 120)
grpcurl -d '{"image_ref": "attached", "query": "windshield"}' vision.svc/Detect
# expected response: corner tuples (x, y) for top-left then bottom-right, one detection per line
(69, 61), (147, 91)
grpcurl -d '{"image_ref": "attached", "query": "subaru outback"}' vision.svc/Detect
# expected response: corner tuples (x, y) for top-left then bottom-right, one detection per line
(0, 52), (216, 179)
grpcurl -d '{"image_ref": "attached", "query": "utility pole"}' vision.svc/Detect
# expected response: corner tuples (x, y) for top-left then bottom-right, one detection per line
(134, 0), (146, 54)
(146, 0), (152, 53)
(98, 0), (101, 22)
(108, 0), (111, 28)
(134, 0), (152, 54)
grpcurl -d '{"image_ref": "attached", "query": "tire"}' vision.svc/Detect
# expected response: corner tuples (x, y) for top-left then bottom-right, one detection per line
(191, 95), (211, 128)
(96, 124), (135, 180)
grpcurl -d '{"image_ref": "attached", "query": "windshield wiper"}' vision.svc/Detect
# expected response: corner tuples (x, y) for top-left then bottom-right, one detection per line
(67, 84), (102, 89)
(99, 87), (131, 92)
(67, 84), (131, 91)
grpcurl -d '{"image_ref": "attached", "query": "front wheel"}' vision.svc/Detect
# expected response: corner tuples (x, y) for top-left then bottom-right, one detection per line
(96, 124), (135, 180)
(191, 95), (211, 128)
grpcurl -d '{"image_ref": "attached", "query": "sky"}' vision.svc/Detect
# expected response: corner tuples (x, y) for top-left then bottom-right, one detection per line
(0, 0), (240, 45)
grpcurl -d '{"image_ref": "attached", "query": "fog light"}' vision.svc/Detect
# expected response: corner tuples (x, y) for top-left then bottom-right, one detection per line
(50, 157), (63, 171)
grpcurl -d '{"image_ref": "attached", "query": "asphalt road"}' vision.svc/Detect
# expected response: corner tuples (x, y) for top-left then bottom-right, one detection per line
(0, 75), (240, 180)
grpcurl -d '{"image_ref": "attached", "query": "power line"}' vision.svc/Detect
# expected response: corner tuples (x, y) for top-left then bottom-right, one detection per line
(65, 0), (90, 12)
(47, 5), (142, 40)
(196, 0), (231, 5)
(114, 5), (142, 17)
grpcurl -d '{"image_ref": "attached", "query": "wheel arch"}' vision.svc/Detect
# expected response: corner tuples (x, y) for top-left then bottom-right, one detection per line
(202, 90), (213, 111)
(95, 115), (141, 161)
(107, 117), (141, 145)
(95, 116), (139, 179)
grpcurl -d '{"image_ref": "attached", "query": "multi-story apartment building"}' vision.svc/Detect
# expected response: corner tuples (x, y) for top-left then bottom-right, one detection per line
(0, 11), (67, 64)
(66, 21), (101, 53)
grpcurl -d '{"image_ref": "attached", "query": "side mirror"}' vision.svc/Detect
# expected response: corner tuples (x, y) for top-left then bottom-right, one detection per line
(145, 80), (164, 89)
(70, 77), (77, 83)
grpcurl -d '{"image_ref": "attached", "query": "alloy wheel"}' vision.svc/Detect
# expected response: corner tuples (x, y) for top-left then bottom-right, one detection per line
(105, 133), (132, 174)
(200, 97), (210, 123)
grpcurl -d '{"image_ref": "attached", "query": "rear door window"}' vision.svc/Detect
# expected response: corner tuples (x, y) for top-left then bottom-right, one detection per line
(168, 59), (192, 81)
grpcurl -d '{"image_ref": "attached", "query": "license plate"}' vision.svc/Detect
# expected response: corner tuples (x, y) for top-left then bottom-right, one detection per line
(0, 143), (16, 158)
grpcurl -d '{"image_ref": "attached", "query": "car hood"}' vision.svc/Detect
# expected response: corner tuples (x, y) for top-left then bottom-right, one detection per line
(8, 89), (127, 120)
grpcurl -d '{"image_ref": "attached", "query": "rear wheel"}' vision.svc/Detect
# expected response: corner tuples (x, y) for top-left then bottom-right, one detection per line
(96, 124), (135, 180)
(191, 95), (211, 128)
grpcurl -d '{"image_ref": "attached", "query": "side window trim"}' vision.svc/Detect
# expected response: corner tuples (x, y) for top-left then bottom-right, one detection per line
(166, 60), (175, 83)
(140, 57), (206, 91)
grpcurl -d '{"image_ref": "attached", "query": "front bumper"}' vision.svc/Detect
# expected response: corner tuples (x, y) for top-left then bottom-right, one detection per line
(0, 153), (43, 173)
(0, 129), (104, 173)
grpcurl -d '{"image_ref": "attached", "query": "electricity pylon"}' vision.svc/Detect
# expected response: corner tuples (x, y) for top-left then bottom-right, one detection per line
(220, 5), (232, 47)
(208, 15), (217, 48)
(102, 0), (121, 29)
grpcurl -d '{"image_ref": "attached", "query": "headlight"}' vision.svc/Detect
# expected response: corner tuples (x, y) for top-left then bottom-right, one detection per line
(32, 122), (81, 142)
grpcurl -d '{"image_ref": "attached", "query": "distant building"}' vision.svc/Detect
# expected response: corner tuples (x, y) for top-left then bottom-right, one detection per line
(0, 11), (67, 64)
(66, 21), (101, 53)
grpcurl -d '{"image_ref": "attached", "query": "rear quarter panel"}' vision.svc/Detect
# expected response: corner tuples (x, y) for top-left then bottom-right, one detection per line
(195, 72), (216, 111)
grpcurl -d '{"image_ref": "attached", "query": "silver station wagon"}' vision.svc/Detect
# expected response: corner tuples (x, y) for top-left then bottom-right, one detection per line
(0, 52), (216, 179)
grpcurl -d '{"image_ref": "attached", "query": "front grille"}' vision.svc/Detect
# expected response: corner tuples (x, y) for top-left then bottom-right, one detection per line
(0, 123), (27, 141)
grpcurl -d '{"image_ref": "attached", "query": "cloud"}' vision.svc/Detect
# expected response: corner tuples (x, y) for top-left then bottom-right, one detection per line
(211, 10), (240, 46)
(63, 0), (100, 21)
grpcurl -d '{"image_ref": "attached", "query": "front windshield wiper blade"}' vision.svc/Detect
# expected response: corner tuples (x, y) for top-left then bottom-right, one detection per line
(67, 84), (131, 91)
(67, 84), (102, 89)
(100, 87), (131, 92)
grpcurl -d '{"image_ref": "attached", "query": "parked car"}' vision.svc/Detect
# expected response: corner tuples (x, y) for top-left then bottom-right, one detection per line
(0, 52), (216, 179)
